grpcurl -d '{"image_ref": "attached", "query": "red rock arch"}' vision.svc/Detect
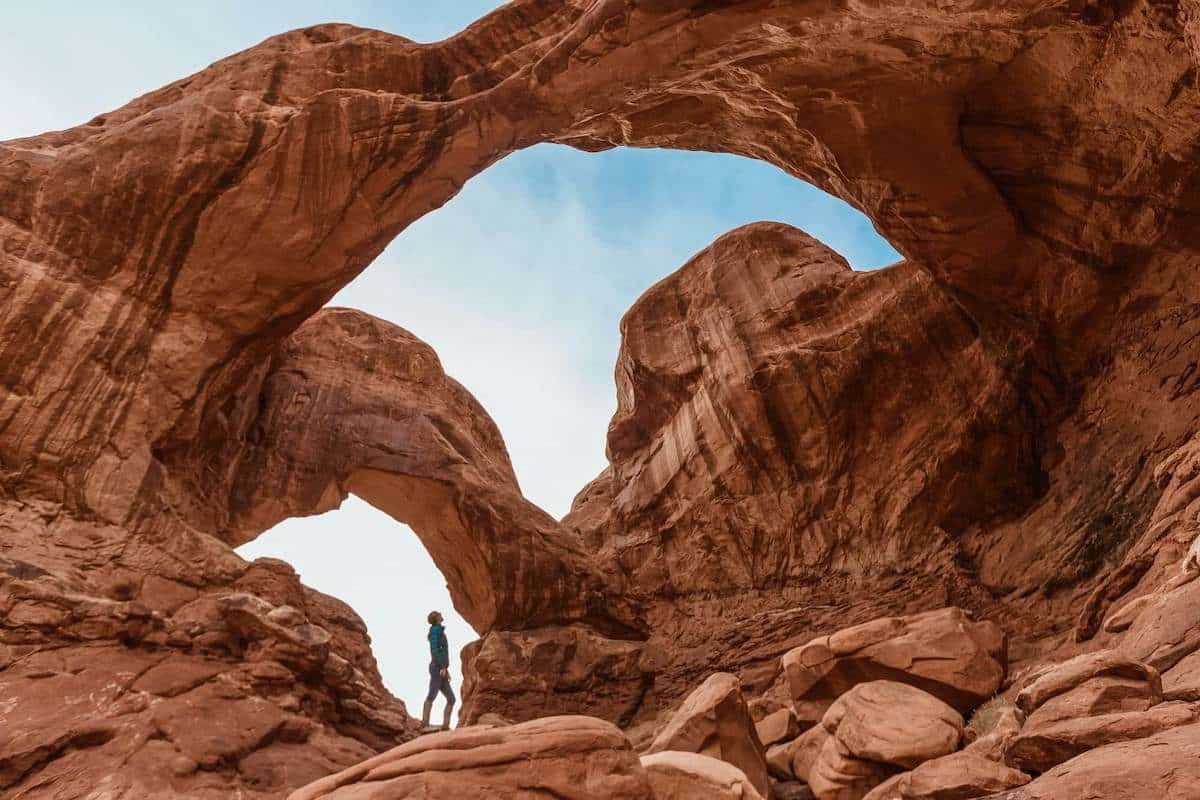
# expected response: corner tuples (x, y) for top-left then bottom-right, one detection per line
(4, 2), (1200, 795)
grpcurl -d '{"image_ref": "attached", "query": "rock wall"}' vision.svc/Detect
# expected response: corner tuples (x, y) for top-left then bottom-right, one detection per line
(5, 0), (1200, 797)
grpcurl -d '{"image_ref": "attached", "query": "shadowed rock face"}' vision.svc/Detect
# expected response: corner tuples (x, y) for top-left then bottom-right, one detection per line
(5, 0), (1200, 796)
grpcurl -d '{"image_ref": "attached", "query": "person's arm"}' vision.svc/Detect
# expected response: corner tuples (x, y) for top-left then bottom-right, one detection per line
(434, 627), (451, 672)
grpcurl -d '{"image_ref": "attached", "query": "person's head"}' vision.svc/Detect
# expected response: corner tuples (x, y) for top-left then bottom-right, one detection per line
(427, 610), (443, 625)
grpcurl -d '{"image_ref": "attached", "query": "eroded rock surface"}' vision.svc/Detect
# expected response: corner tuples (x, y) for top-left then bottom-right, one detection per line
(641, 751), (765, 800)
(1014, 650), (1162, 717)
(756, 708), (803, 749)
(989, 723), (1200, 800)
(1008, 700), (1200, 774)
(809, 681), (963, 800)
(645, 672), (771, 799)
(287, 716), (653, 800)
(0, 545), (399, 798)
(781, 608), (1006, 725)
(862, 752), (1029, 800)
(768, 724), (829, 785)
(1004, 649), (1186, 773)
(7, 0), (1200, 796)
(459, 624), (651, 727)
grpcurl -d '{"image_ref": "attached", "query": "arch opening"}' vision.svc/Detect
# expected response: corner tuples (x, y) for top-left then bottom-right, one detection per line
(328, 143), (901, 519)
(234, 142), (902, 709)
(237, 497), (473, 724)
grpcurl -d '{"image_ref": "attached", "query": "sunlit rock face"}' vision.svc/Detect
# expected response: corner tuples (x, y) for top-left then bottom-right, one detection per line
(6, 0), (1200, 797)
(562, 223), (1034, 712)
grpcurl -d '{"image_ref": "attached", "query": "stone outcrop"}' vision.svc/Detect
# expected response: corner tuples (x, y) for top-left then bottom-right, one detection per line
(768, 724), (829, 785)
(782, 608), (1006, 724)
(641, 751), (765, 800)
(1118, 574), (1200, 673)
(459, 625), (651, 727)
(1014, 650), (1162, 716)
(1004, 649), (1189, 773)
(756, 708), (803, 749)
(809, 682), (963, 800)
(1163, 649), (1200, 701)
(988, 724), (1200, 800)
(645, 672), (771, 800)
(287, 716), (653, 800)
(862, 752), (1029, 800)
(222, 309), (635, 636)
(7, 0), (1200, 796)
(0, 537), (405, 799)
(1007, 701), (1200, 774)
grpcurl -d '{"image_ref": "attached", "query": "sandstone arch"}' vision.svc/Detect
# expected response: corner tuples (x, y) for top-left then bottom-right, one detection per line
(6, 1), (1200, 797)
(217, 307), (637, 635)
(3, 0), (1187, 632)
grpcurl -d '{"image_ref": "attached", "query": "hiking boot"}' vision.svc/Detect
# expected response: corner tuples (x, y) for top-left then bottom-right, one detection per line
(420, 699), (437, 733)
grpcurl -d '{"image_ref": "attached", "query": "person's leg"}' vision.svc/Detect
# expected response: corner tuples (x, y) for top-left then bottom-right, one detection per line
(440, 675), (456, 730)
(422, 663), (440, 729)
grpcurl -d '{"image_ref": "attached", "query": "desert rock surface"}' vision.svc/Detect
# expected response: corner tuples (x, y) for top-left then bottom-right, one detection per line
(7, 0), (1200, 797)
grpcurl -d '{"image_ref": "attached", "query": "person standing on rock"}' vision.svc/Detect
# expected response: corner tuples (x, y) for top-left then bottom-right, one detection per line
(422, 610), (455, 731)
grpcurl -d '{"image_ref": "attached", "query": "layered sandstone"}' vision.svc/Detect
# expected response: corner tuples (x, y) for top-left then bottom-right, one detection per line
(288, 716), (653, 800)
(5, 0), (1200, 797)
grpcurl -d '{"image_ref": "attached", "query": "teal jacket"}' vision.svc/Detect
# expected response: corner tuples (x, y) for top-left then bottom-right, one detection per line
(428, 623), (449, 669)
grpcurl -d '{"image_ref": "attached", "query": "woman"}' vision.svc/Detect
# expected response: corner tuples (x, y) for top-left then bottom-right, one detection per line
(422, 610), (455, 731)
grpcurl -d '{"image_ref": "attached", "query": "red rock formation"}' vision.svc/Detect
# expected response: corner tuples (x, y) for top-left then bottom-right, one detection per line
(6, 0), (1200, 796)
(806, 681), (963, 799)
(288, 716), (654, 800)
(780, 608), (1007, 725)
(986, 723), (1200, 800)
(863, 751), (1029, 800)
(645, 672), (771, 799)
(641, 750), (766, 800)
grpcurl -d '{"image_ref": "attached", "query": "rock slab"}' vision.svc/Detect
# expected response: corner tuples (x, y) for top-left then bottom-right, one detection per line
(647, 672), (772, 799)
(288, 716), (653, 800)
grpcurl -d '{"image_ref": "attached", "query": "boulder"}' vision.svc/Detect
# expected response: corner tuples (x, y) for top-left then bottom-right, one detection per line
(827, 681), (963, 769)
(768, 724), (829, 783)
(460, 625), (650, 726)
(809, 736), (899, 800)
(986, 723), (1200, 799)
(1014, 650), (1161, 715)
(647, 672), (771, 799)
(1022, 675), (1159, 731)
(287, 716), (653, 800)
(1163, 649), (1200, 701)
(1007, 701), (1200, 774)
(862, 751), (1029, 800)
(1120, 578), (1200, 672)
(766, 742), (795, 781)
(809, 682), (963, 800)
(782, 609), (1005, 724)
(1001, 649), (1189, 773)
(757, 707), (803, 748)
(641, 751), (765, 800)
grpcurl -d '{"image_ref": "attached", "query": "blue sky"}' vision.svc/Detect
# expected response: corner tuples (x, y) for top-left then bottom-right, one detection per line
(2, 2), (899, 718)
